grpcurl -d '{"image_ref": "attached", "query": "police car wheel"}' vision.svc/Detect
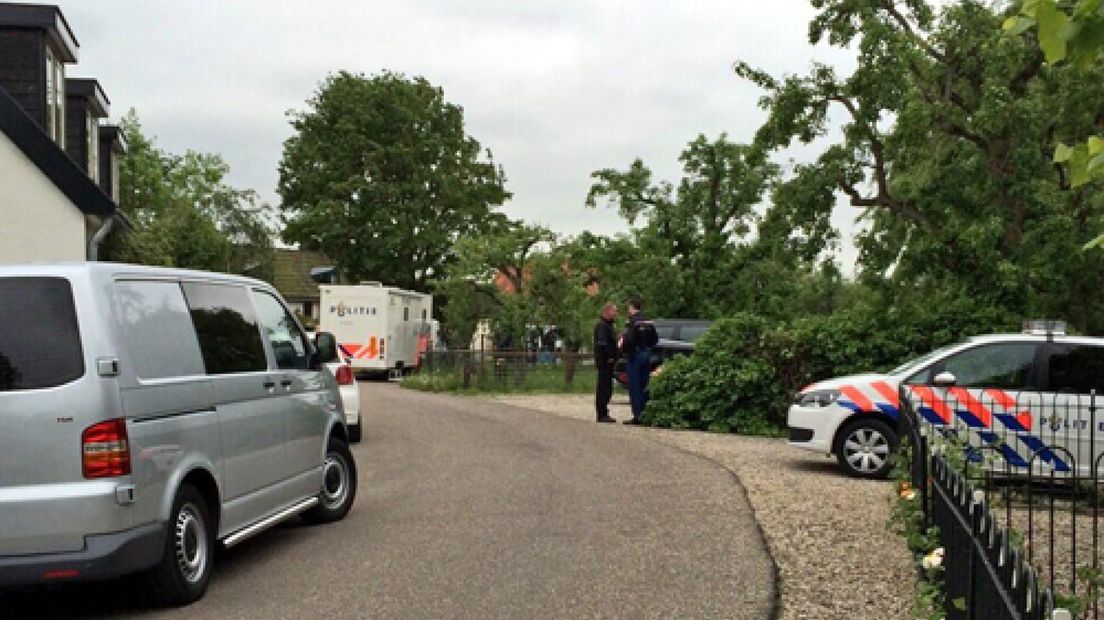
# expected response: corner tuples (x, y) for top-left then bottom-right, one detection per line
(835, 419), (897, 479)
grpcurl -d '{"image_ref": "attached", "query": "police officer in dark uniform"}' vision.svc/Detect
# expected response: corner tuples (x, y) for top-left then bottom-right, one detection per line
(621, 295), (658, 425)
(593, 302), (619, 423)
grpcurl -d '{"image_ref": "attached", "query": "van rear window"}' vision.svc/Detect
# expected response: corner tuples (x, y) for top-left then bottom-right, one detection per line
(0, 277), (84, 391)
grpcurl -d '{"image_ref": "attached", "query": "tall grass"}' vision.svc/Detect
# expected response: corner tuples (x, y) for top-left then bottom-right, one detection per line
(402, 363), (598, 395)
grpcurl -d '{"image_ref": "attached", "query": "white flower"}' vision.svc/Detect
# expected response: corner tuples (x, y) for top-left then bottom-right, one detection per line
(921, 550), (944, 570)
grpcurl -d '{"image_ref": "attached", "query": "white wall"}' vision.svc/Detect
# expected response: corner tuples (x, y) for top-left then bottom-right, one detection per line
(0, 132), (87, 264)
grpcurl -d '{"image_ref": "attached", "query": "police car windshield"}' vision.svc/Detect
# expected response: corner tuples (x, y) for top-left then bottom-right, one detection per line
(889, 344), (956, 376)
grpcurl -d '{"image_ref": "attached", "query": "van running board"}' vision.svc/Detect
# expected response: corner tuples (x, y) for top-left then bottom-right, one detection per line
(222, 496), (319, 548)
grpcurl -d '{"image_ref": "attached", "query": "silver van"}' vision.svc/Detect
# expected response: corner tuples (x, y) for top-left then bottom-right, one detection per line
(0, 263), (356, 605)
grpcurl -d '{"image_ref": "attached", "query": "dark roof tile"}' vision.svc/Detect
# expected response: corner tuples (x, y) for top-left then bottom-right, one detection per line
(272, 248), (334, 301)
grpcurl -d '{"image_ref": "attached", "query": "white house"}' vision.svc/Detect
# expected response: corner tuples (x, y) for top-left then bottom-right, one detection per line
(0, 3), (124, 264)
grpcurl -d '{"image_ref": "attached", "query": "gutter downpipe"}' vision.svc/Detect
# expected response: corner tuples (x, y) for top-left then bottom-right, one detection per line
(87, 213), (119, 261)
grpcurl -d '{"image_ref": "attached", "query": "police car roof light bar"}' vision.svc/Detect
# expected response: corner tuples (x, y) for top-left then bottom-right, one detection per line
(1022, 320), (1067, 338)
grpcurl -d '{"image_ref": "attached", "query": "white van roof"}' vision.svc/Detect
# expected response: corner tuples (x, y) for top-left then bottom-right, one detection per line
(0, 262), (270, 289)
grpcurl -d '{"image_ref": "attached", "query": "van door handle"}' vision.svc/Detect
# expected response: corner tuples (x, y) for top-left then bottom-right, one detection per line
(263, 380), (276, 390)
(280, 379), (293, 387)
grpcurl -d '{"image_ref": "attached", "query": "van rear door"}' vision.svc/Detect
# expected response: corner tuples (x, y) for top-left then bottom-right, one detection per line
(0, 275), (115, 555)
(0, 277), (90, 488)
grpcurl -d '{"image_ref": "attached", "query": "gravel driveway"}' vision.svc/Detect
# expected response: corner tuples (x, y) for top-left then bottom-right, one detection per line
(486, 393), (914, 620)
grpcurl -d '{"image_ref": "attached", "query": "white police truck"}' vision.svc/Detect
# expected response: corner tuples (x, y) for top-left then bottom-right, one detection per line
(319, 283), (433, 377)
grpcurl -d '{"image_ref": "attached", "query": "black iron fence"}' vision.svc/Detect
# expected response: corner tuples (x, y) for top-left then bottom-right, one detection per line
(415, 349), (597, 392)
(898, 385), (1104, 619)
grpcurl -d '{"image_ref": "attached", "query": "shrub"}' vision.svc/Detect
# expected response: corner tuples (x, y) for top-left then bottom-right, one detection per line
(645, 314), (789, 435)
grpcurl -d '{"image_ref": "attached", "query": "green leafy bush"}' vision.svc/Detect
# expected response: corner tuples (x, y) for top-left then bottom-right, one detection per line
(645, 314), (789, 435)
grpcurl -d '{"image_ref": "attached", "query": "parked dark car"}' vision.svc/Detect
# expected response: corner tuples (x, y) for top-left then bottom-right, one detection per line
(651, 319), (712, 344)
(614, 319), (711, 386)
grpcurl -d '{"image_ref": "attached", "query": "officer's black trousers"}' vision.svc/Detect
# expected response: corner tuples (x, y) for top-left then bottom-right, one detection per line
(595, 361), (613, 420)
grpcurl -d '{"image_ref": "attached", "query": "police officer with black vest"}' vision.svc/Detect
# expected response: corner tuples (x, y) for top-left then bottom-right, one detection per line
(621, 295), (658, 425)
(593, 302), (619, 423)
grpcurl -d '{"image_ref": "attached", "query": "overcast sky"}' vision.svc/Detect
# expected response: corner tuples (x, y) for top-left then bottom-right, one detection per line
(54, 0), (861, 264)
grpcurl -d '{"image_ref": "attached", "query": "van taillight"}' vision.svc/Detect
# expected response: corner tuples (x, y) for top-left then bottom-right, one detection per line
(335, 365), (354, 386)
(82, 419), (131, 479)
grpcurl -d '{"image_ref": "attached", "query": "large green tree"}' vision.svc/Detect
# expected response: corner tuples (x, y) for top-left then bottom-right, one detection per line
(558, 231), (689, 319)
(737, 0), (1104, 332)
(585, 134), (778, 317)
(437, 221), (598, 350)
(104, 110), (274, 280)
(279, 71), (510, 291)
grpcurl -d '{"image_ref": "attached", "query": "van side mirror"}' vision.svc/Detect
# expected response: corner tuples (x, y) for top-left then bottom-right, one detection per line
(314, 332), (340, 365)
(933, 371), (957, 387)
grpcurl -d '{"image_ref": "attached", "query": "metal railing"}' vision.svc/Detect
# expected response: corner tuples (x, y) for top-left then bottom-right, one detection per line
(899, 385), (1104, 619)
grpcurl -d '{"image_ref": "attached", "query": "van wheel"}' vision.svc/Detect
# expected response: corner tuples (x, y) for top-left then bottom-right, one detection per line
(835, 419), (897, 479)
(303, 437), (357, 524)
(142, 484), (213, 606)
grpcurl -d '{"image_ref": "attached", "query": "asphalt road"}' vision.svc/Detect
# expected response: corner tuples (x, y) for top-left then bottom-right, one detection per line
(2, 383), (776, 619)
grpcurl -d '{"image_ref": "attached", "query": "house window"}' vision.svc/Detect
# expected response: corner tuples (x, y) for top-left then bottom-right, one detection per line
(110, 151), (121, 200)
(44, 48), (56, 139)
(87, 114), (99, 180)
(44, 48), (65, 145)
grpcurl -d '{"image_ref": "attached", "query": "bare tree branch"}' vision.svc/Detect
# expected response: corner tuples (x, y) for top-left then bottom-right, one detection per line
(822, 94), (938, 230)
(879, 0), (945, 62)
(941, 120), (988, 151)
(826, 96), (894, 204)
(837, 180), (929, 226)
(1009, 48), (1044, 95)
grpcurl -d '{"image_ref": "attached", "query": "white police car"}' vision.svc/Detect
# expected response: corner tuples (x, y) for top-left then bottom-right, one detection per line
(787, 322), (1104, 478)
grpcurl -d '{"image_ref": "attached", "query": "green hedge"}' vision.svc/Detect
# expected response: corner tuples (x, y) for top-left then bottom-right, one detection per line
(645, 314), (788, 435)
(643, 302), (1018, 435)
